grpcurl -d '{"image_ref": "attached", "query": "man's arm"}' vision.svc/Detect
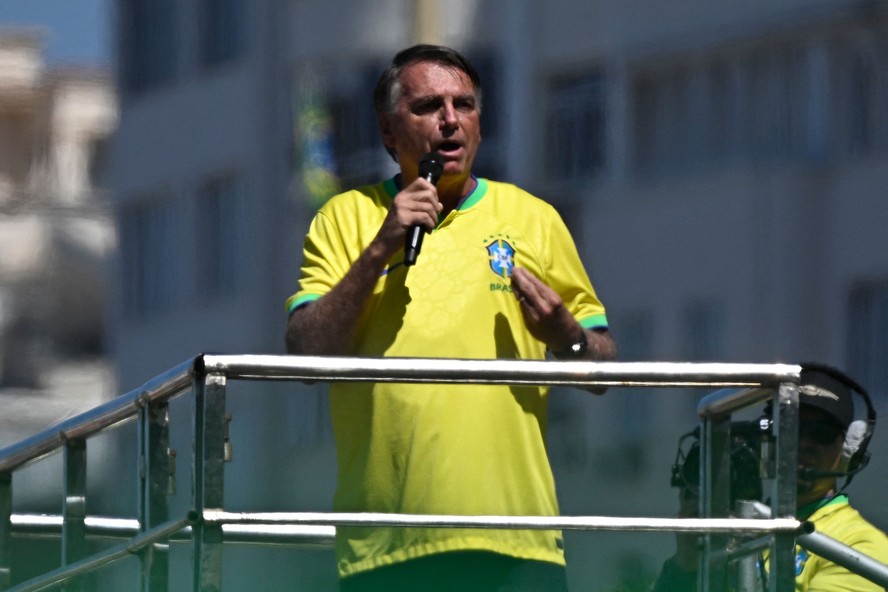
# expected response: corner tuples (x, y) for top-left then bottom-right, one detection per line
(510, 266), (616, 394)
(285, 177), (442, 355)
(286, 238), (390, 355)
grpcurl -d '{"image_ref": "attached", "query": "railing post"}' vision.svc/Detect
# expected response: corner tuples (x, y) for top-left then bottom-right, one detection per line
(700, 413), (732, 592)
(0, 471), (11, 590)
(768, 381), (799, 592)
(734, 500), (762, 592)
(139, 401), (172, 592)
(62, 438), (87, 591)
(192, 371), (227, 592)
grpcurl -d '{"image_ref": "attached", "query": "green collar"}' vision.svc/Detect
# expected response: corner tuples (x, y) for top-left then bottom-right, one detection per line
(798, 493), (848, 520)
(384, 176), (488, 214)
(457, 177), (487, 211)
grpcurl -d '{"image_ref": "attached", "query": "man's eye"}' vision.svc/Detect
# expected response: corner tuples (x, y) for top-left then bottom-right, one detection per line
(413, 100), (440, 114)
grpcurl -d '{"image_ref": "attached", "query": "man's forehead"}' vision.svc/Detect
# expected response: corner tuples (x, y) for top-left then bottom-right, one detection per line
(799, 404), (841, 424)
(400, 62), (474, 93)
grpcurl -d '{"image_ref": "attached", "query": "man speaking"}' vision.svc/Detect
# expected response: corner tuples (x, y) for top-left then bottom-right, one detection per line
(285, 44), (617, 592)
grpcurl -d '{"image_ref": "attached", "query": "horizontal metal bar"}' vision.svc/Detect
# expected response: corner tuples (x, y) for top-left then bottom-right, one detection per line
(15, 509), (808, 543)
(0, 358), (196, 473)
(9, 513), (335, 549)
(0, 357), (801, 474)
(799, 529), (888, 587)
(220, 524), (335, 548)
(697, 386), (779, 417)
(11, 514), (140, 539)
(7, 515), (194, 592)
(202, 355), (802, 389)
(203, 510), (808, 535)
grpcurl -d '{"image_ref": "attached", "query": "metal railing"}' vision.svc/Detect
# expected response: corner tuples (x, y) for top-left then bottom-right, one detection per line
(0, 355), (884, 591)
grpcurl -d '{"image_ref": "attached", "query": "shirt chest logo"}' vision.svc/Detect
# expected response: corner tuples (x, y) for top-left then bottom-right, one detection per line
(795, 548), (809, 575)
(485, 236), (516, 279)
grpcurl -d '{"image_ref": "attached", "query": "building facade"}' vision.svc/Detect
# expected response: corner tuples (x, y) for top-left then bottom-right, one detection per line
(0, 28), (116, 444)
(107, 0), (888, 589)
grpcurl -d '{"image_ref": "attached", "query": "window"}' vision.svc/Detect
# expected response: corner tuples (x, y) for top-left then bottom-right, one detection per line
(847, 280), (888, 407)
(704, 59), (739, 162)
(744, 45), (806, 163)
(682, 299), (726, 414)
(631, 41), (815, 176)
(682, 298), (725, 362)
(631, 73), (660, 173)
(632, 66), (718, 174)
(615, 311), (656, 439)
(329, 66), (382, 188)
(200, 0), (245, 67)
(466, 52), (502, 179)
(120, 197), (177, 316)
(87, 137), (112, 189)
(573, 310), (657, 482)
(196, 175), (244, 300)
(829, 38), (888, 158)
(119, 0), (177, 94)
(546, 71), (607, 182)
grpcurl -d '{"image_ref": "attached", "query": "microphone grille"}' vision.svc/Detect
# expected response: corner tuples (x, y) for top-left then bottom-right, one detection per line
(419, 151), (444, 184)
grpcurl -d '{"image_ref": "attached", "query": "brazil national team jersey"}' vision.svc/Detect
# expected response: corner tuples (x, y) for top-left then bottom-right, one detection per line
(785, 495), (888, 591)
(287, 177), (608, 578)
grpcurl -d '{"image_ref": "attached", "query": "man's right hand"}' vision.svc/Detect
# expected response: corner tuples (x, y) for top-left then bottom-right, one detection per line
(375, 177), (443, 256)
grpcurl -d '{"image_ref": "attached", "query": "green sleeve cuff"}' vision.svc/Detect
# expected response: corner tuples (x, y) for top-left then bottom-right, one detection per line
(286, 293), (321, 315)
(580, 314), (608, 330)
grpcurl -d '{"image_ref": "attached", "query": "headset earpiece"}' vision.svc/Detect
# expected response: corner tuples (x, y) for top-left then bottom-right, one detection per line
(842, 419), (871, 473)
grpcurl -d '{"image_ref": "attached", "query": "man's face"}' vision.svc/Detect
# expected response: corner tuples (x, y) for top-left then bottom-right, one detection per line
(797, 405), (845, 505)
(379, 61), (481, 182)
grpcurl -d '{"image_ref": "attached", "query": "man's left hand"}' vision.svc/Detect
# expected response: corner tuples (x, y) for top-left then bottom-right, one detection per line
(510, 267), (616, 364)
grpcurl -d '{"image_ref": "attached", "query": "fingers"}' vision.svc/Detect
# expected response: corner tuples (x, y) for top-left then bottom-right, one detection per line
(511, 267), (578, 347)
(511, 267), (561, 314)
(510, 267), (534, 306)
(394, 178), (441, 231)
(377, 179), (441, 256)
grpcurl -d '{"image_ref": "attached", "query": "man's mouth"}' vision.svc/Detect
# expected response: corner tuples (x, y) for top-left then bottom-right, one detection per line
(436, 141), (462, 155)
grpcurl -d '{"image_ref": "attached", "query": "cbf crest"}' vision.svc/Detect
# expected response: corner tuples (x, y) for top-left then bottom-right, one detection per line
(485, 237), (515, 279)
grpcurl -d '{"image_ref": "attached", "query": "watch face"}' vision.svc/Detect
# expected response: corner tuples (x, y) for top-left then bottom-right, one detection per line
(554, 331), (588, 359)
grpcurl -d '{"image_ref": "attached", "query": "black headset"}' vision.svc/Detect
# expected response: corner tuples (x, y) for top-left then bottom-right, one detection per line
(800, 362), (877, 481)
(670, 362), (877, 499)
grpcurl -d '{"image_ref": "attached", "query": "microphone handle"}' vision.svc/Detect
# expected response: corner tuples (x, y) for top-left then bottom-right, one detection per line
(404, 172), (435, 267)
(404, 226), (424, 266)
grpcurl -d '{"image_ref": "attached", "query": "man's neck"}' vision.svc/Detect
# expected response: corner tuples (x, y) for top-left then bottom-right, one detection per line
(437, 174), (476, 214)
(798, 489), (844, 519)
(396, 172), (477, 217)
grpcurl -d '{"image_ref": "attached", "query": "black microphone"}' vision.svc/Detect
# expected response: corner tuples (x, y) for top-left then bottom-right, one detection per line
(405, 151), (444, 266)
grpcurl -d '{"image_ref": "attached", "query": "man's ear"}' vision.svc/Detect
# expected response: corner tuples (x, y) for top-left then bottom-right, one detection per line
(378, 113), (395, 151)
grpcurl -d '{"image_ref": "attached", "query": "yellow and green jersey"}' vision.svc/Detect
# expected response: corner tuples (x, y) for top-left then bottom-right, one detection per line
(789, 495), (888, 591)
(654, 495), (888, 592)
(287, 177), (608, 578)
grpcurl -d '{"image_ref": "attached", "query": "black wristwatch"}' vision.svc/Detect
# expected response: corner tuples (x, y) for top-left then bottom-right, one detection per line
(552, 329), (588, 359)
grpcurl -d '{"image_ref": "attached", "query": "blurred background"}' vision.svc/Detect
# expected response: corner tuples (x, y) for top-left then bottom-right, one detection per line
(1, 0), (887, 589)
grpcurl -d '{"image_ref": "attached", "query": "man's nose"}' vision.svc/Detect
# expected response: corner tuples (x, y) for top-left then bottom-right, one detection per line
(440, 102), (459, 127)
